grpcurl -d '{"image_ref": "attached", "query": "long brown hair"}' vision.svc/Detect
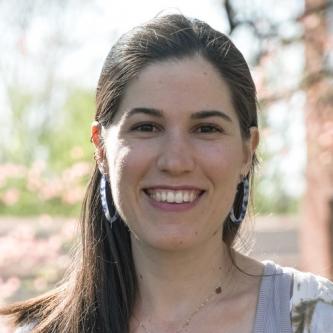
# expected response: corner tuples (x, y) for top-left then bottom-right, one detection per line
(0, 14), (258, 332)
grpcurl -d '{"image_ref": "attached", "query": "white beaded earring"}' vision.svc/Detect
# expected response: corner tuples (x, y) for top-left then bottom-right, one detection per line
(100, 175), (119, 227)
(229, 176), (249, 224)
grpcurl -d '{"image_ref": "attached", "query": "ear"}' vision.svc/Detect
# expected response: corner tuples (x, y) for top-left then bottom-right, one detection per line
(91, 121), (108, 176)
(241, 127), (259, 176)
(91, 121), (102, 147)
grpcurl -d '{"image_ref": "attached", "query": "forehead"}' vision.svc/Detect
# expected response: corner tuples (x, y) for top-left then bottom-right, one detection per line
(115, 55), (236, 121)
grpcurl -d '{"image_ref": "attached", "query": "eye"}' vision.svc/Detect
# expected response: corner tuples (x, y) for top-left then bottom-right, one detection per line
(130, 122), (161, 132)
(194, 124), (224, 134)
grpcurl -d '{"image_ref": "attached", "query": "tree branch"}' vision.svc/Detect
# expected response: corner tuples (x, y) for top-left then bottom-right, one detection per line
(224, 0), (237, 33)
(258, 69), (333, 106)
(296, 1), (333, 22)
(223, 0), (333, 39)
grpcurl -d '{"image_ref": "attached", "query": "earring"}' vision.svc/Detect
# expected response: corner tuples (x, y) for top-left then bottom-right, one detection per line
(94, 149), (109, 178)
(100, 175), (118, 227)
(229, 176), (249, 224)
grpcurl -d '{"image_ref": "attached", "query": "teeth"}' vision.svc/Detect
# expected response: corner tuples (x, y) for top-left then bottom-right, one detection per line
(146, 189), (201, 203)
(190, 192), (195, 201)
(175, 192), (182, 203)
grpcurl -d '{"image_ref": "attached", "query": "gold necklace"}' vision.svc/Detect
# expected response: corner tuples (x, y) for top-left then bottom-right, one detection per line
(134, 285), (222, 333)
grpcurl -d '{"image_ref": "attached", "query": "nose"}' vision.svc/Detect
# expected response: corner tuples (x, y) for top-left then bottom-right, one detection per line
(156, 133), (195, 175)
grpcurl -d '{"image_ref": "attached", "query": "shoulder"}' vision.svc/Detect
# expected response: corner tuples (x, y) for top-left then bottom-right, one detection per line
(291, 268), (333, 305)
(290, 268), (333, 333)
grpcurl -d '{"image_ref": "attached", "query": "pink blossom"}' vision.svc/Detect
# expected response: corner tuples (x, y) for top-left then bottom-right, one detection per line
(62, 162), (91, 183)
(0, 276), (21, 299)
(0, 164), (27, 188)
(62, 186), (85, 204)
(1, 188), (20, 206)
(39, 178), (63, 200)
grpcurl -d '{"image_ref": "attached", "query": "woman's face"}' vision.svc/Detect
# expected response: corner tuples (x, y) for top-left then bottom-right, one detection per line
(103, 55), (258, 251)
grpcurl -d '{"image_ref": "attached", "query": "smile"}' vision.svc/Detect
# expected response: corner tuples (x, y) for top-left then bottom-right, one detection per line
(144, 188), (205, 204)
(143, 187), (205, 212)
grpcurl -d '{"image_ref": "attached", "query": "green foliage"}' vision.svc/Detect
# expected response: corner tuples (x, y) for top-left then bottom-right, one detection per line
(46, 88), (95, 171)
(3, 88), (35, 164)
(253, 120), (300, 215)
(0, 87), (95, 216)
(0, 195), (81, 217)
(254, 176), (299, 214)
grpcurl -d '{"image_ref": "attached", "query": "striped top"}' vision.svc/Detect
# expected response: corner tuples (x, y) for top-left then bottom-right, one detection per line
(253, 260), (293, 332)
(16, 261), (333, 333)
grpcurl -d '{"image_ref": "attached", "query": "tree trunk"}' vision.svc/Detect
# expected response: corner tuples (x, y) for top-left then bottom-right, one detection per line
(300, 0), (333, 278)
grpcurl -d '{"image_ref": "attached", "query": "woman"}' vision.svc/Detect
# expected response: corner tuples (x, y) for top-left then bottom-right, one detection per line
(2, 14), (333, 333)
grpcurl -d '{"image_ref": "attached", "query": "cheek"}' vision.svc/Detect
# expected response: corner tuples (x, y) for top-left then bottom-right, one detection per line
(106, 142), (152, 212)
(198, 140), (244, 177)
(107, 145), (133, 195)
(198, 142), (244, 213)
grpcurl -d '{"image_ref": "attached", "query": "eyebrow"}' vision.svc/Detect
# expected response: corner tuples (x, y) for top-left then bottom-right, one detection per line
(125, 107), (233, 122)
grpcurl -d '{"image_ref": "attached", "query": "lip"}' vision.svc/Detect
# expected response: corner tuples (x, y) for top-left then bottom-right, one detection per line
(143, 185), (205, 191)
(142, 187), (206, 212)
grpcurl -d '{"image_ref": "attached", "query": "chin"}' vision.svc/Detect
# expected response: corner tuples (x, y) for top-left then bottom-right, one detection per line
(136, 229), (202, 252)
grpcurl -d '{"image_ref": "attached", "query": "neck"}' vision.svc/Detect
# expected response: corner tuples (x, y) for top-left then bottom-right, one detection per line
(131, 231), (234, 323)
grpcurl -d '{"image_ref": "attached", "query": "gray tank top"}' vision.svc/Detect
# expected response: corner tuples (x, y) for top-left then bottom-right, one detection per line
(253, 261), (293, 333)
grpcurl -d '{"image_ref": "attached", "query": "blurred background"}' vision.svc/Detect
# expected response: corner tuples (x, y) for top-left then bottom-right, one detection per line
(0, 0), (332, 328)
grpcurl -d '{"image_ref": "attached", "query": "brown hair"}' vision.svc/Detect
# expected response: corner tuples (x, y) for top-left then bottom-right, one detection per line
(0, 14), (258, 332)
